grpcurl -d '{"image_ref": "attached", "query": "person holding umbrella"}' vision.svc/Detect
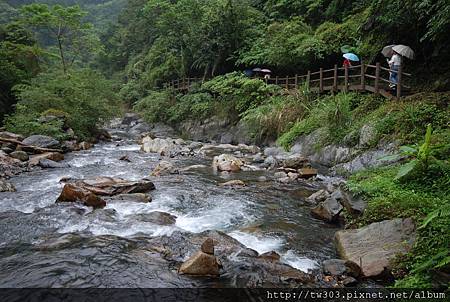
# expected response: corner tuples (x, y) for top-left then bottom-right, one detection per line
(388, 50), (402, 89)
(342, 53), (359, 68)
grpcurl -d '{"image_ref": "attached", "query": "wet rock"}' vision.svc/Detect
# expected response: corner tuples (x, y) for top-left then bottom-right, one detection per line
(151, 160), (179, 176)
(179, 251), (220, 276)
(0, 131), (24, 141)
(149, 123), (177, 138)
(262, 156), (278, 169)
(28, 152), (64, 166)
(9, 151), (29, 162)
(56, 183), (106, 208)
(258, 251), (280, 262)
(311, 191), (343, 222)
(252, 153), (264, 164)
(278, 177), (292, 184)
(0, 179), (16, 192)
(1, 146), (14, 154)
(188, 141), (203, 150)
(0, 150), (25, 177)
(38, 159), (70, 169)
(322, 259), (360, 277)
(201, 238), (215, 255)
(22, 135), (60, 149)
(335, 218), (416, 278)
(60, 176), (155, 196)
(141, 136), (181, 156)
(180, 164), (208, 172)
(282, 155), (309, 169)
(105, 193), (151, 203)
(219, 180), (246, 187)
(342, 276), (358, 287)
(61, 140), (80, 152)
(136, 211), (177, 225)
(306, 189), (330, 205)
(121, 113), (140, 125)
(298, 168), (318, 179)
(79, 141), (92, 150)
(212, 154), (244, 172)
(119, 155), (131, 162)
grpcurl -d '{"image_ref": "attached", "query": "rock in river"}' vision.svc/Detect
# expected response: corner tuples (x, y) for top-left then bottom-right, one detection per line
(212, 154), (244, 172)
(22, 135), (60, 149)
(28, 152), (64, 166)
(311, 191), (343, 223)
(141, 136), (182, 156)
(218, 180), (246, 187)
(151, 160), (179, 176)
(56, 177), (155, 208)
(335, 218), (416, 278)
(9, 151), (29, 162)
(179, 250), (220, 276)
(0, 179), (16, 192)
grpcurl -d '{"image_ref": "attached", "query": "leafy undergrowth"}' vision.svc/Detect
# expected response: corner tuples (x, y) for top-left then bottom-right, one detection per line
(347, 149), (450, 288)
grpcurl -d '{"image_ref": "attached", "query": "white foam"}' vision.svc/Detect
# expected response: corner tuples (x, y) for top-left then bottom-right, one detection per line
(176, 198), (253, 233)
(281, 250), (319, 273)
(227, 231), (284, 254)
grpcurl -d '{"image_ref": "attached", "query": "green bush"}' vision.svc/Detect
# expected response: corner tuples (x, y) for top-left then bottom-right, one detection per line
(133, 90), (173, 124)
(5, 68), (120, 140)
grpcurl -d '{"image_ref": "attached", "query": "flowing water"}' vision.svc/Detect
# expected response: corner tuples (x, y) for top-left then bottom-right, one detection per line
(0, 132), (340, 287)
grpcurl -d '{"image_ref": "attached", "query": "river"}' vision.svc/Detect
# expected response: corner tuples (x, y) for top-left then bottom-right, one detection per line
(0, 129), (340, 287)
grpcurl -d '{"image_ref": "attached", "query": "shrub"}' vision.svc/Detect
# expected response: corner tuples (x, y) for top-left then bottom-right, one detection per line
(133, 90), (173, 124)
(5, 68), (120, 140)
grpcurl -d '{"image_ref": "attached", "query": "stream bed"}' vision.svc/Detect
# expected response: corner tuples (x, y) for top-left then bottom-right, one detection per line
(0, 132), (340, 287)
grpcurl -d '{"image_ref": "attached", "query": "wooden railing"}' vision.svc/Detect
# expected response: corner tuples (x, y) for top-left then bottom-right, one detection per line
(165, 62), (412, 99)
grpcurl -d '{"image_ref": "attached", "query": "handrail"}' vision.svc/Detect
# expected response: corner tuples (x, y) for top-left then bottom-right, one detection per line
(165, 61), (412, 99)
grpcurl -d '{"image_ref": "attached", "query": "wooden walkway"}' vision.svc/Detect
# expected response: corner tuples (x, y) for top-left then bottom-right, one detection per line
(165, 62), (411, 99)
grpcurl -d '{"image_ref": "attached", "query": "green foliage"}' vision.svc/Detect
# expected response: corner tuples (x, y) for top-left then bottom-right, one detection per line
(202, 72), (280, 114)
(133, 90), (173, 123)
(5, 68), (119, 140)
(20, 3), (102, 73)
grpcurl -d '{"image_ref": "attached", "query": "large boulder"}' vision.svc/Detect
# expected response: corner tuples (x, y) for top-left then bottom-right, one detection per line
(28, 152), (64, 166)
(60, 176), (155, 196)
(56, 183), (106, 208)
(282, 155), (309, 169)
(212, 154), (244, 172)
(335, 218), (416, 278)
(310, 191), (343, 222)
(322, 259), (360, 277)
(179, 251), (220, 276)
(306, 189), (330, 205)
(38, 159), (70, 169)
(358, 124), (377, 148)
(22, 135), (60, 149)
(340, 191), (367, 217)
(0, 131), (24, 141)
(0, 179), (16, 192)
(56, 177), (155, 208)
(9, 151), (29, 162)
(106, 193), (151, 203)
(151, 161), (179, 176)
(135, 211), (177, 225)
(141, 136), (181, 156)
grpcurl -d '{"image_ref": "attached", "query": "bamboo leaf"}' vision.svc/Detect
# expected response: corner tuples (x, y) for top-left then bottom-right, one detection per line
(395, 159), (419, 180)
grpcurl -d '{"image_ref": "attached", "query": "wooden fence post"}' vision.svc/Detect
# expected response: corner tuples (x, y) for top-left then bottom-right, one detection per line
(333, 65), (338, 92)
(285, 77), (289, 89)
(307, 71), (311, 88)
(397, 64), (402, 99)
(319, 68), (323, 92)
(360, 61), (365, 91)
(295, 74), (298, 89)
(344, 65), (349, 92)
(275, 76), (278, 85)
(187, 77), (190, 91)
(375, 62), (380, 94)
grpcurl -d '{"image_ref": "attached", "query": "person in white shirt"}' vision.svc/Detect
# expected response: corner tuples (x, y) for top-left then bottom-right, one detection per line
(388, 51), (402, 88)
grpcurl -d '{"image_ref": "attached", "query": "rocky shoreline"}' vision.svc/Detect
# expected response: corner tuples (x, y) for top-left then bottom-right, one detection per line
(0, 113), (416, 287)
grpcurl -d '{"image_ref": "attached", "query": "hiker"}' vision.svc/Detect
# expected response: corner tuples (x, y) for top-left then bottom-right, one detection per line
(388, 51), (402, 88)
(343, 58), (352, 68)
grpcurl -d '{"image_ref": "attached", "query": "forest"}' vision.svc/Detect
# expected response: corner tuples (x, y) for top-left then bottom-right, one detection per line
(0, 0), (449, 292)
